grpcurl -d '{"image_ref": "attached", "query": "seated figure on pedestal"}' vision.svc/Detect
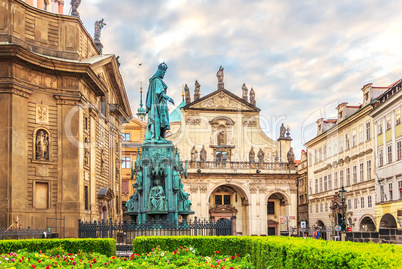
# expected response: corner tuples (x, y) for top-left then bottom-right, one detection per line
(149, 179), (167, 211)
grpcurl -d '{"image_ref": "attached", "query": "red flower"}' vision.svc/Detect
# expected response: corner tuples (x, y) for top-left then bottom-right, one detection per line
(180, 246), (183, 249)
(31, 265), (36, 269)
(230, 267), (235, 269)
(92, 258), (97, 263)
(54, 262), (58, 265)
(221, 267), (225, 269)
(19, 259), (22, 262)
(237, 254), (240, 257)
(231, 256), (235, 260)
(38, 260), (41, 263)
(68, 253), (72, 256)
(216, 250), (220, 254)
(46, 266), (50, 269)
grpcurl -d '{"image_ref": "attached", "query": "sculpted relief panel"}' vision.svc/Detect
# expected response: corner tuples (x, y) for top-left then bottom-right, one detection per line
(191, 91), (252, 111)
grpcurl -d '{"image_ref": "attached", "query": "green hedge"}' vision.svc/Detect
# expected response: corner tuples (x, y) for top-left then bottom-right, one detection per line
(133, 236), (402, 269)
(0, 238), (116, 257)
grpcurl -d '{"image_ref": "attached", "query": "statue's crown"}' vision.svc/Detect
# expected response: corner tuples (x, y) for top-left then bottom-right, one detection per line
(158, 62), (168, 71)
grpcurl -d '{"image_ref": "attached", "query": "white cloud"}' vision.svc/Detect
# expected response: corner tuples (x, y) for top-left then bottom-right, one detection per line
(65, 0), (402, 158)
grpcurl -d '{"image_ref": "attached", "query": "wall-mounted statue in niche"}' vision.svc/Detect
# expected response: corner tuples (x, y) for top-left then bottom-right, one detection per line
(84, 137), (90, 166)
(35, 129), (49, 161)
(217, 130), (225, 145)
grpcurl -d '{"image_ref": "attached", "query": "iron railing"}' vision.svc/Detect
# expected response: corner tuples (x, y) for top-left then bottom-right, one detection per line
(0, 228), (48, 240)
(78, 217), (234, 253)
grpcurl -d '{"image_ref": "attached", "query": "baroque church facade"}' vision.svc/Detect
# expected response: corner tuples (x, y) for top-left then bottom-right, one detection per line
(0, 0), (131, 237)
(168, 68), (298, 236)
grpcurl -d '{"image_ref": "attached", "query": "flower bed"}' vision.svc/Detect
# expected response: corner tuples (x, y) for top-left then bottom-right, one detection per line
(0, 245), (254, 268)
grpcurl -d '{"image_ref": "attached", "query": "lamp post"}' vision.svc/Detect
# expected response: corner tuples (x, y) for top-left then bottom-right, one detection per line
(339, 186), (347, 232)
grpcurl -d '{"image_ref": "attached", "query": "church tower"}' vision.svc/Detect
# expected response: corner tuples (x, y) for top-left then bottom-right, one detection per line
(137, 82), (146, 121)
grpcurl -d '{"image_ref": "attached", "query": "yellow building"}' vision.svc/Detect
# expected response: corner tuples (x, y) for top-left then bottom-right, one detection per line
(0, 0), (131, 237)
(120, 117), (146, 214)
(305, 83), (387, 233)
(370, 79), (402, 229)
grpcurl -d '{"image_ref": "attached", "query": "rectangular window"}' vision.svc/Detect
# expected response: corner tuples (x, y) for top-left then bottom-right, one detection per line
(316, 204), (318, 213)
(346, 168), (350, 186)
(352, 130), (357, 147)
(360, 163), (364, 182)
(267, 201), (275, 214)
(367, 160), (371, 180)
(315, 150), (318, 164)
(368, 196), (372, 207)
(122, 133), (130, 141)
(84, 186), (89, 211)
(315, 179), (318, 193)
(379, 149), (383, 167)
(339, 137), (343, 152)
(378, 123), (383, 135)
(328, 174), (332, 190)
(354, 198), (358, 209)
(319, 177), (323, 192)
(324, 176), (328, 191)
(116, 195), (119, 214)
(224, 195), (231, 205)
(84, 117), (89, 131)
(309, 153), (312, 166)
(386, 115), (391, 130)
(345, 134), (350, 150)
(323, 145), (327, 160)
(399, 181), (402, 199)
(380, 185), (385, 202)
(396, 109), (401, 125)
(347, 199), (351, 210)
(397, 141), (402, 160)
(340, 170), (344, 187)
(353, 166), (357, 184)
(325, 203), (328, 212)
(122, 180), (129, 193)
(35, 182), (49, 209)
(361, 197), (364, 208)
(389, 183), (393, 200)
(359, 126), (364, 144)
(333, 140), (338, 154)
(387, 145), (392, 164)
(334, 172), (338, 189)
(310, 204), (312, 214)
(319, 148), (322, 162)
(309, 180), (312, 194)
(328, 142), (332, 157)
(366, 122), (371, 140)
(121, 157), (131, 169)
(215, 195), (223, 205)
(320, 203), (323, 212)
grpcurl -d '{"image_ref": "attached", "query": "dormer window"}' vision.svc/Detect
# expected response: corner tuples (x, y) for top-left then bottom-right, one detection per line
(339, 111), (343, 119)
(364, 92), (369, 102)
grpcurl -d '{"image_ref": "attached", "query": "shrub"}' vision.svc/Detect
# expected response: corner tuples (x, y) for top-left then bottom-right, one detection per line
(0, 238), (115, 257)
(133, 236), (402, 269)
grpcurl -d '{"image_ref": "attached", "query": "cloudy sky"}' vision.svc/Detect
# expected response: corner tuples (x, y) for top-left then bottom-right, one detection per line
(66, 0), (402, 159)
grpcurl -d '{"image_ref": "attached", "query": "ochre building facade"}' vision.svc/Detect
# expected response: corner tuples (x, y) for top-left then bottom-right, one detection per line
(0, 0), (131, 237)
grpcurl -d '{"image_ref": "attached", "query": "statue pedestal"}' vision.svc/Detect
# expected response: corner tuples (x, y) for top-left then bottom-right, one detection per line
(124, 141), (194, 226)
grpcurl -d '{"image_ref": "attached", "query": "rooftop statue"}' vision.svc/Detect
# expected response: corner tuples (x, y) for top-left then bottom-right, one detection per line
(242, 83), (248, 101)
(70, 0), (81, 17)
(280, 123), (286, 138)
(194, 80), (201, 101)
(184, 84), (191, 105)
(249, 146), (255, 163)
(94, 19), (106, 42)
(258, 148), (264, 163)
(216, 66), (224, 90)
(145, 63), (174, 143)
(249, 87), (256, 106)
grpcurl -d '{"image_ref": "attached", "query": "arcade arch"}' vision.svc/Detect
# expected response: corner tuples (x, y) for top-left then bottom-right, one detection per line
(207, 183), (250, 235)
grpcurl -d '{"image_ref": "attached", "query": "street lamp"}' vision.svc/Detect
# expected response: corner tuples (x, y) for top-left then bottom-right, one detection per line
(339, 186), (347, 232)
